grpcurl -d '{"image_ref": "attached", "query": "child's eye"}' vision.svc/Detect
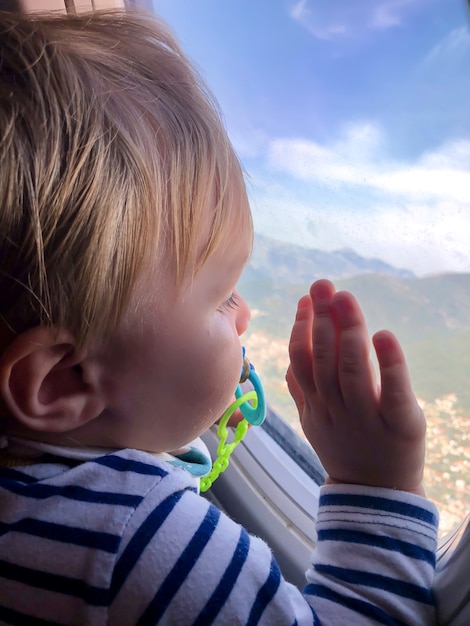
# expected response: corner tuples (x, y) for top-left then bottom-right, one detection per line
(218, 292), (241, 312)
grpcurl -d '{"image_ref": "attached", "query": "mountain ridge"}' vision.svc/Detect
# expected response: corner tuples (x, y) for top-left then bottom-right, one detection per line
(247, 233), (415, 284)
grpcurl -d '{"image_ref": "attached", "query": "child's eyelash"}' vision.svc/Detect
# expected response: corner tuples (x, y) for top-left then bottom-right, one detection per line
(218, 292), (240, 312)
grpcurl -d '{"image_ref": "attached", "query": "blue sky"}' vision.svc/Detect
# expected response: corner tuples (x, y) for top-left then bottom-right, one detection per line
(152, 0), (470, 275)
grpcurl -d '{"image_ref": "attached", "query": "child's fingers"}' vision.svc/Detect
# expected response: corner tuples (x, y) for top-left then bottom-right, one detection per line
(288, 295), (314, 395)
(286, 365), (305, 416)
(310, 280), (341, 403)
(332, 291), (378, 415)
(373, 330), (423, 434)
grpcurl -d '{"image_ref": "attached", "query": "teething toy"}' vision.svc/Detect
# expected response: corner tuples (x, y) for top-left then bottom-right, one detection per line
(200, 348), (266, 492)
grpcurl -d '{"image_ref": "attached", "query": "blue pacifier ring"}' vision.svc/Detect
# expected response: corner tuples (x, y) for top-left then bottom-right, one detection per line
(236, 367), (266, 426)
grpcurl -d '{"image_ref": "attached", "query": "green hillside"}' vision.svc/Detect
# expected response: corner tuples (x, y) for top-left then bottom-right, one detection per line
(239, 271), (470, 416)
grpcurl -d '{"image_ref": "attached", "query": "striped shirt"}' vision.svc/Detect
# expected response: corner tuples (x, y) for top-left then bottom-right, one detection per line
(0, 441), (438, 625)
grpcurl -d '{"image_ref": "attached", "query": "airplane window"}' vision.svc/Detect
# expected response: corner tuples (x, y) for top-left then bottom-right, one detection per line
(153, 0), (470, 538)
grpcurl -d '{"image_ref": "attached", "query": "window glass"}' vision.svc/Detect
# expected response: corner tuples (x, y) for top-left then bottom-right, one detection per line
(154, 0), (470, 536)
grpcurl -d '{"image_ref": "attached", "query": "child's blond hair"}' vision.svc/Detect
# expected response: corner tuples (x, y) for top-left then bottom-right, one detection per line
(0, 10), (252, 349)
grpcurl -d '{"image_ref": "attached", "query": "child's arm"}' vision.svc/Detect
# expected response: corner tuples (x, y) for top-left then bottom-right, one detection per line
(285, 278), (437, 624)
(287, 279), (426, 495)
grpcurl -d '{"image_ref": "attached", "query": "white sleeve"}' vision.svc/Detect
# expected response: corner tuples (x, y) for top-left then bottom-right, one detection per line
(109, 471), (438, 625)
(306, 484), (438, 625)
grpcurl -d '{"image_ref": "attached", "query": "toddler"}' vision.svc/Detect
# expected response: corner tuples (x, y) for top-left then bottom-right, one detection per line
(0, 10), (437, 625)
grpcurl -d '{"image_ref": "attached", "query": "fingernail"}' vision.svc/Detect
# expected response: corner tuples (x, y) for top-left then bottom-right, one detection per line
(298, 296), (309, 309)
(312, 280), (332, 301)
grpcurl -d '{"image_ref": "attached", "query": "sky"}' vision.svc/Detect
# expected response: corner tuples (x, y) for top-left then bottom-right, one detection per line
(152, 0), (470, 276)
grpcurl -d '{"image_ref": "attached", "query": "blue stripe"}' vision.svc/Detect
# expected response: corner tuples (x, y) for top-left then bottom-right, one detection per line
(0, 605), (65, 626)
(318, 528), (435, 565)
(292, 604), (320, 626)
(93, 454), (168, 477)
(0, 480), (142, 507)
(319, 493), (438, 526)
(247, 555), (282, 625)
(0, 468), (38, 484)
(313, 609), (323, 626)
(193, 526), (250, 625)
(0, 517), (119, 552)
(110, 488), (191, 600)
(138, 504), (221, 625)
(305, 583), (407, 625)
(313, 564), (434, 605)
(0, 559), (109, 606)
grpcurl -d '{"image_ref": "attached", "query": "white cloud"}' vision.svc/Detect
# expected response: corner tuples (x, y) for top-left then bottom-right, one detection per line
(268, 124), (470, 205)
(423, 27), (470, 66)
(288, 0), (347, 40)
(370, 0), (422, 30)
(252, 192), (470, 276)
(289, 0), (307, 22)
(250, 122), (470, 275)
(289, 0), (425, 41)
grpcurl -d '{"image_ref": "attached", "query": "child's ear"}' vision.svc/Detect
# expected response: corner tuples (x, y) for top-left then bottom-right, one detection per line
(0, 326), (105, 433)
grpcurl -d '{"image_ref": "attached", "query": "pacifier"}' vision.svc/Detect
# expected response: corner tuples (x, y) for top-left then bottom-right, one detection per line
(199, 347), (266, 492)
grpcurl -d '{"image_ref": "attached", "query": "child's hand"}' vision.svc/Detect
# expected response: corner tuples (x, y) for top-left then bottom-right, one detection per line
(286, 279), (426, 496)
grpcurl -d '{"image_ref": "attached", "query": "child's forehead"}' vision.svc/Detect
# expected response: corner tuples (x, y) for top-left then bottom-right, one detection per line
(188, 227), (252, 297)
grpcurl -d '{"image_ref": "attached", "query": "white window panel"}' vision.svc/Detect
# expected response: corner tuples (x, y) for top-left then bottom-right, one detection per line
(19, 0), (66, 11)
(91, 0), (126, 8)
(16, 0), (128, 11)
(71, 0), (93, 10)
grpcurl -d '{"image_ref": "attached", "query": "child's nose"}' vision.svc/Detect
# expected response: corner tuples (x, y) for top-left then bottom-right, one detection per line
(235, 291), (251, 335)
